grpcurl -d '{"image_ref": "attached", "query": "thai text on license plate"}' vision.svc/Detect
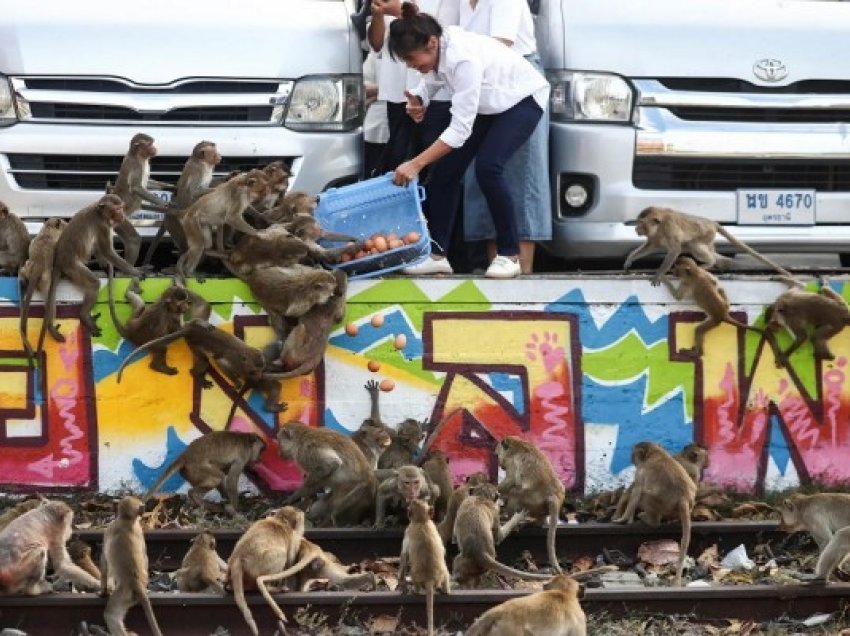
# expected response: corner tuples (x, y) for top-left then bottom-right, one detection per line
(736, 189), (815, 225)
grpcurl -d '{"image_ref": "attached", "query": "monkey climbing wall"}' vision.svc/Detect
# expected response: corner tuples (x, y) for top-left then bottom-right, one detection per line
(0, 275), (847, 495)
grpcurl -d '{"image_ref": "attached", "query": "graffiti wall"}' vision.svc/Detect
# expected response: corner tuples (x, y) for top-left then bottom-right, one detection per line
(0, 275), (846, 496)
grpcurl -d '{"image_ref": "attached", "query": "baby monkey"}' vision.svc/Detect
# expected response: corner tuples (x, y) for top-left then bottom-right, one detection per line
(173, 530), (227, 593)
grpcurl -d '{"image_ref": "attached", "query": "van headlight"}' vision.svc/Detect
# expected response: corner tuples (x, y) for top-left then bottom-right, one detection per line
(0, 74), (18, 127)
(284, 75), (363, 132)
(547, 71), (633, 122)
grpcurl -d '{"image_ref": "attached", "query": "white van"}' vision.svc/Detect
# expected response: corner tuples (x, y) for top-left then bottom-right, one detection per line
(538, 0), (850, 264)
(0, 0), (363, 234)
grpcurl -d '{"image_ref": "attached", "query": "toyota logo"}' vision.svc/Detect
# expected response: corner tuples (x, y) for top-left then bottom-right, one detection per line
(753, 58), (788, 82)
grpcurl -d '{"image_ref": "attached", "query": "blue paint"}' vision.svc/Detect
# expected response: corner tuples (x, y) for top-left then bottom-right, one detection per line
(92, 341), (135, 383)
(768, 412), (792, 475)
(483, 373), (525, 414)
(132, 426), (190, 491)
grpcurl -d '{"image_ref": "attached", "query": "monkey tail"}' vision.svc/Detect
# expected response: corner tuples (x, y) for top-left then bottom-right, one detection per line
(255, 552), (318, 627)
(142, 454), (185, 501)
(464, 612), (497, 636)
(260, 356), (321, 380)
(714, 226), (793, 278)
(224, 383), (252, 429)
(115, 326), (190, 383)
(426, 583), (435, 636)
(34, 257), (61, 356)
(228, 558), (260, 636)
(106, 264), (129, 340)
(676, 498), (692, 586)
(18, 273), (37, 368)
(481, 554), (553, 581)
(134, 581), (164, 636)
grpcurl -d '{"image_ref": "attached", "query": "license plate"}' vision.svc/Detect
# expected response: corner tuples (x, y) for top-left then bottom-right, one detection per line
(736, 189), (815, 225)
(131, 190), (171, 221)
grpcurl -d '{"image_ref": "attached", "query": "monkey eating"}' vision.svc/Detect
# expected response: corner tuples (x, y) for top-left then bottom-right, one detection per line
(107, 266), (210, 376)
(173, 530), (227, 593)
(496, 436), (565, 573)
(623, 206), (793, 285)
(662, 256), (767, 357)
(0, 500), (100, 595)
(374, 465), (440, 529)
(0, 201), (30, 274)
(452, 482), (551, 586)
(399, 499), (450, 636)
(261, 191), (317, 225)
(465, 574), (586, 636)
(141, 430), (267, 515)
(100, 496), (163, 636)
(612, 441), (696, 585)
(37, 194), (142, 352)
(276, 420), (377, 527)
(226, 506), (305, 636)
(378, 418), (425, 471)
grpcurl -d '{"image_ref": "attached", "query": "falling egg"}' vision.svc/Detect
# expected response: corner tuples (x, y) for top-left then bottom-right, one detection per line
(345, 323), (359, 337)
(379, 378), (395, 392)
(371, 314), (385, 328)
(394, 334), (407, 350)
(368, 360), (381, 372)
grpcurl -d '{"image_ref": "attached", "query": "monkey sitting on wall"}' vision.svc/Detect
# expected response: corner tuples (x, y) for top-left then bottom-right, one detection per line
(0, 201), (30, 275)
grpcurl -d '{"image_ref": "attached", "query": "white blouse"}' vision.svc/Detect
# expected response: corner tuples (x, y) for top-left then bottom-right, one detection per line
(459, 0), (537, 57)
(408, 26), (550, 148)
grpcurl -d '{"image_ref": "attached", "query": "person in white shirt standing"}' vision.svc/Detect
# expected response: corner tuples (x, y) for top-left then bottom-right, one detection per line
(389, 3), (549, 279)
(459, 0), (551, 275)
(363, 49), (390, 178)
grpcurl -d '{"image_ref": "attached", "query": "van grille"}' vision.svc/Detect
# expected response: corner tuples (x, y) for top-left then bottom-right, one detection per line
(7, 154), (290, 191)
(30, 104), (274, 122)
(668, 107), (850, 124)
(633, 158), (850, 192)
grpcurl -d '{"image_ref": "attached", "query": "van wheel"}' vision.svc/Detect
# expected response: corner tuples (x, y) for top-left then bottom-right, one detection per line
(841, 253), (850, 268)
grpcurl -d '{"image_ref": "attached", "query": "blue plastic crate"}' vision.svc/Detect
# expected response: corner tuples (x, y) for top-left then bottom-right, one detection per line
(315, 173), (431, 279)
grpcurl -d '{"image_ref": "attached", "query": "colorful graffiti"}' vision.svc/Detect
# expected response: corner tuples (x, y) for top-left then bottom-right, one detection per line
(0, 275), (847, 495)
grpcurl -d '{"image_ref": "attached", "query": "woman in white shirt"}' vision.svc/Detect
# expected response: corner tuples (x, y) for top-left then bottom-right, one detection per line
(389, 3), (549, 279)
(459, 0), (551, 275)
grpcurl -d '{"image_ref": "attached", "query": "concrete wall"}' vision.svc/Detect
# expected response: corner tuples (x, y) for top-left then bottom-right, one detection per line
(1, 274), (846, 496)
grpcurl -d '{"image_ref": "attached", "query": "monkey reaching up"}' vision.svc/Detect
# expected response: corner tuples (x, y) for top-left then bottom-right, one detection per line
(173, 530), (227, 593)
(612, 441), (696, 585)
(0, 202), (30, 274)
(623, 206), (792, 285)
(496, 436), (565, 573)
(100, 496), (163, 636)
(465, 574), (586, 636)
(142, 431), (267, 515)
(399, 499), (450, 636)
(662, 256), (766, 358)
(765, 278), (850, 365)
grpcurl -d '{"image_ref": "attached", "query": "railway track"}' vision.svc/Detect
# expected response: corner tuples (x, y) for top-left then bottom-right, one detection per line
(1, 521), (833, 635)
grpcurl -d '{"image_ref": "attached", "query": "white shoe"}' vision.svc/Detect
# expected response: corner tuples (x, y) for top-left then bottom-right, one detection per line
(485, 255), (521, 279)
(402, 256), (454, 275)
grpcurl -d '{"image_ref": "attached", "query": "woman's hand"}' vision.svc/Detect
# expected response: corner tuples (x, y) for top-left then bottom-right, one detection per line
(393, 160), (421, 186)
(405, 90), (426, 123)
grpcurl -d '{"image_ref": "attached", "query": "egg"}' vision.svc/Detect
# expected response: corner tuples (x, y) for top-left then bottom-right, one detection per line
(403, 231), (421, 244)
(345, 323), (359, 337)
(374, 236), (388, 252)
(379, 378), (395, 392)
(368, 360), (381, 372)
(364, 238), (375, 251)
(394, 334), (407, 350)
(370, 314), (385, 328)
(388, 239), (404, 249)
(386, 232), (399, 243)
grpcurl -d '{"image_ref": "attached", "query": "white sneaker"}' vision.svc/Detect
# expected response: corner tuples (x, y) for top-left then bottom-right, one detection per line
(402, 256), (454, 275)
(485, 255), (521, 279)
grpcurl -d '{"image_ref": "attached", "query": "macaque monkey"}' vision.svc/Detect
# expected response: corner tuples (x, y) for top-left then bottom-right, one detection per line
(68, 539), (101, 582)
(284, 215), (362, 264)
(243, 264), (338, 338)
(420, 451), (452, 522)
(257, 160), (291, 211)
(375, 465), (440, 529)
(765, 279), (850, 364)
(18, 218), (66, 362)
(612, 441), (696, 585)
(496, 436), (565, 573)
(226, 506), (305, 636)
(277, 421), (377, 527)
(623, 206), (792, 285)
(142, 140), (222, 266)
(352, 423), (393, 470)
(173, 530), (227, 593)
(0, 498), (43, 533)
(100, 496), (163, 636)
(107, 266), (210, 375)
(452, 483), (550, 586)
(116, 319), (284, 413)
(437, 472), (490, 544)
(778, 493), (850, 583)
(112, 133), (173, 266)
(141, 431), (267, 515)
(37, 194), (141, 352)
(0, 500), (100, 595)
(262, 191), (318, 225)
(0, 202), (30, 274)
(378, 418), (425, 470)
(399, 499), (450, 636)
(663, 256), (766, 357)
(465, 574), (586, 636)
(216, 225), (311, 277)
(177, 169), (268, 278)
